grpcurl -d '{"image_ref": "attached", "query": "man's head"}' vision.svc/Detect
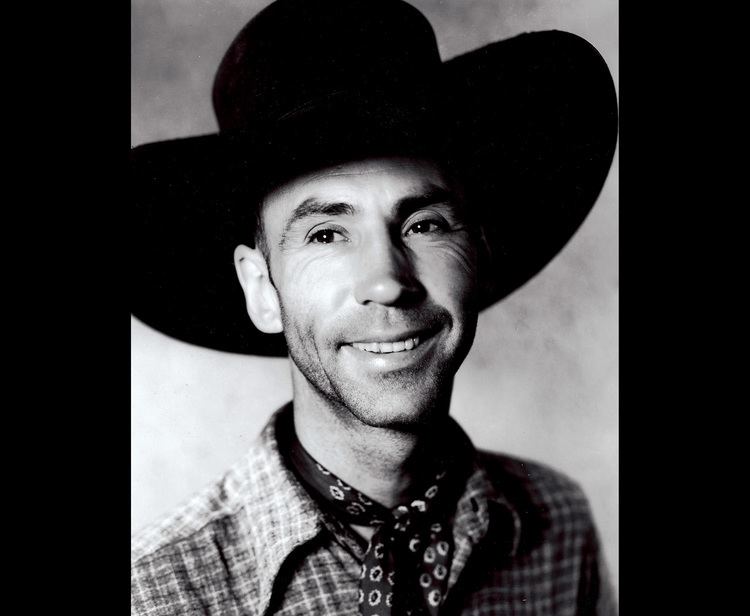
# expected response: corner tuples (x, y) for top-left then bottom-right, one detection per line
(234, 156), (480, 429)
(131, 0), (617, 358)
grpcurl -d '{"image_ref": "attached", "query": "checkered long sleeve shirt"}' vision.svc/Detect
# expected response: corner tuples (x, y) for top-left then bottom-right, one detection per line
(131, 405), (616, 615)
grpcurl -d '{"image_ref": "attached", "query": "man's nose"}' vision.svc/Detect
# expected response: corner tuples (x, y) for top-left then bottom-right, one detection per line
(353, 235), (424, 306)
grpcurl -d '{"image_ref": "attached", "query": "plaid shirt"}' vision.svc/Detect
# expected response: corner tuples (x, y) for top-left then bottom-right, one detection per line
(132, 404), (616, 615)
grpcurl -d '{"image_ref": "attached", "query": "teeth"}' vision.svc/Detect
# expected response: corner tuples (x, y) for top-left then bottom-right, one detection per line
(353, 336), (420, 354)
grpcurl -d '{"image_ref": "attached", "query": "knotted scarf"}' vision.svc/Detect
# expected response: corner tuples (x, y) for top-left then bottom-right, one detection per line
(289, 430), (472, 616)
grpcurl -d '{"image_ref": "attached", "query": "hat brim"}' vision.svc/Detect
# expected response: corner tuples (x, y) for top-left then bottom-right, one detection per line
(132, 30), (618, 356)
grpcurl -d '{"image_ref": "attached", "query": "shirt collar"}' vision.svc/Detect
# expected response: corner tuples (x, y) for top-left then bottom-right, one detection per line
(229, 402), (325, 615)
(446, 432), (523, 590)
(235, 403), (523, 613)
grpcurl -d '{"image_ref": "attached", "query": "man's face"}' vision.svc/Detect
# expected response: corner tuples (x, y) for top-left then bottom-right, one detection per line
(256, 157), (479, 429)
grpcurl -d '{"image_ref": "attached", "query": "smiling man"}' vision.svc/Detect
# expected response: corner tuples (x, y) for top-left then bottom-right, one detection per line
(237, 158), (478, 435)
(131, 1), (618, 614)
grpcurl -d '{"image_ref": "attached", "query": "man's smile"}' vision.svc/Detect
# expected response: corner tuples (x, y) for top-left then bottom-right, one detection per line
(338, 327), (443, 373)
(341, 323), (441, 354)
(351, 335), (421, 354)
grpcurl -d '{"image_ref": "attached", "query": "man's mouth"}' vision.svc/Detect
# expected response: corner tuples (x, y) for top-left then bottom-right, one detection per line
(351, 336), (421, 354)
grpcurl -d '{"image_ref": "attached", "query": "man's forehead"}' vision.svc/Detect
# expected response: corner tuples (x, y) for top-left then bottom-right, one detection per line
(262, 156), (452, 214)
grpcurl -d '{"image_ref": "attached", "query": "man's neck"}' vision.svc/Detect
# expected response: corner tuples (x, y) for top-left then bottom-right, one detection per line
(291, 382), (450, 509)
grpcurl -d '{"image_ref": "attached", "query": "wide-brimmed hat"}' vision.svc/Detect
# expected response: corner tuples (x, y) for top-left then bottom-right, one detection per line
(131, 0), (618, 356)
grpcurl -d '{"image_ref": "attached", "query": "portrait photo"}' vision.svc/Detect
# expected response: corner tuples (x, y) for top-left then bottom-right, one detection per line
(131, 1), (618, 614)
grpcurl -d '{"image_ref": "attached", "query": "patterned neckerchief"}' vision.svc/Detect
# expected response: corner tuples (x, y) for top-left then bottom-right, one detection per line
(288, 428), (472, 616)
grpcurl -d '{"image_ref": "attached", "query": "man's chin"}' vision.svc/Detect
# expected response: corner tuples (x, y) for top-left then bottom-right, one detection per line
(325, 340), (462, 429)
(344, 404), (444, 432)
(287, 337), (460, 430)
(330, 376), (452, 432)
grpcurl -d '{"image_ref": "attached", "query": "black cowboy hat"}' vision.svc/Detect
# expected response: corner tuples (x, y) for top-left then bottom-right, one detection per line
(131, 0), (618, 357)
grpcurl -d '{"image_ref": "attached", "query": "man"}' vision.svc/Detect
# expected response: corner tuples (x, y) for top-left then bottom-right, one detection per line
(131, 0), (618, 614)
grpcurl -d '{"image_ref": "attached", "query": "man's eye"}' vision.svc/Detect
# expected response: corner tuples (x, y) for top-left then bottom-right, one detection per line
(405, 220), (447, 236)
(308, 228), (345, 244)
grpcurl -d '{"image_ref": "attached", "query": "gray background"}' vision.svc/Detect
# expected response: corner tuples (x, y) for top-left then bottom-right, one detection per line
(132, 0), (618, 593)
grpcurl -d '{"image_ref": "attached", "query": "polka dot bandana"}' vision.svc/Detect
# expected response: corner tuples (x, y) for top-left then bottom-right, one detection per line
(289, 435), (472, 616)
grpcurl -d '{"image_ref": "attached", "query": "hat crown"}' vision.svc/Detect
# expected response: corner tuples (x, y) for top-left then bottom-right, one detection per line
(212, 0), (442, 133)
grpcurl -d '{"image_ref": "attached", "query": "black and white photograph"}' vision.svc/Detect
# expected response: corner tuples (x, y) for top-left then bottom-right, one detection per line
(131, 1), (618, 614)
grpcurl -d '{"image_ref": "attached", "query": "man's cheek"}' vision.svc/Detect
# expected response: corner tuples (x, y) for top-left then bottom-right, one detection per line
(285, 257), (353, 303)
(446, 239), (479, 279)
(420, 252), (477, 297)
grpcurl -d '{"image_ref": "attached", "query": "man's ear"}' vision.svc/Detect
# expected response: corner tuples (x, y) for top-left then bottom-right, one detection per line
(234, 244), (283, 334)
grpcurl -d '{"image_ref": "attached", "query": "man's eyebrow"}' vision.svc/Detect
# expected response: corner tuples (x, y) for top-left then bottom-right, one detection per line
(394, 184), (461, 218)
(281, 198), (355, 241)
